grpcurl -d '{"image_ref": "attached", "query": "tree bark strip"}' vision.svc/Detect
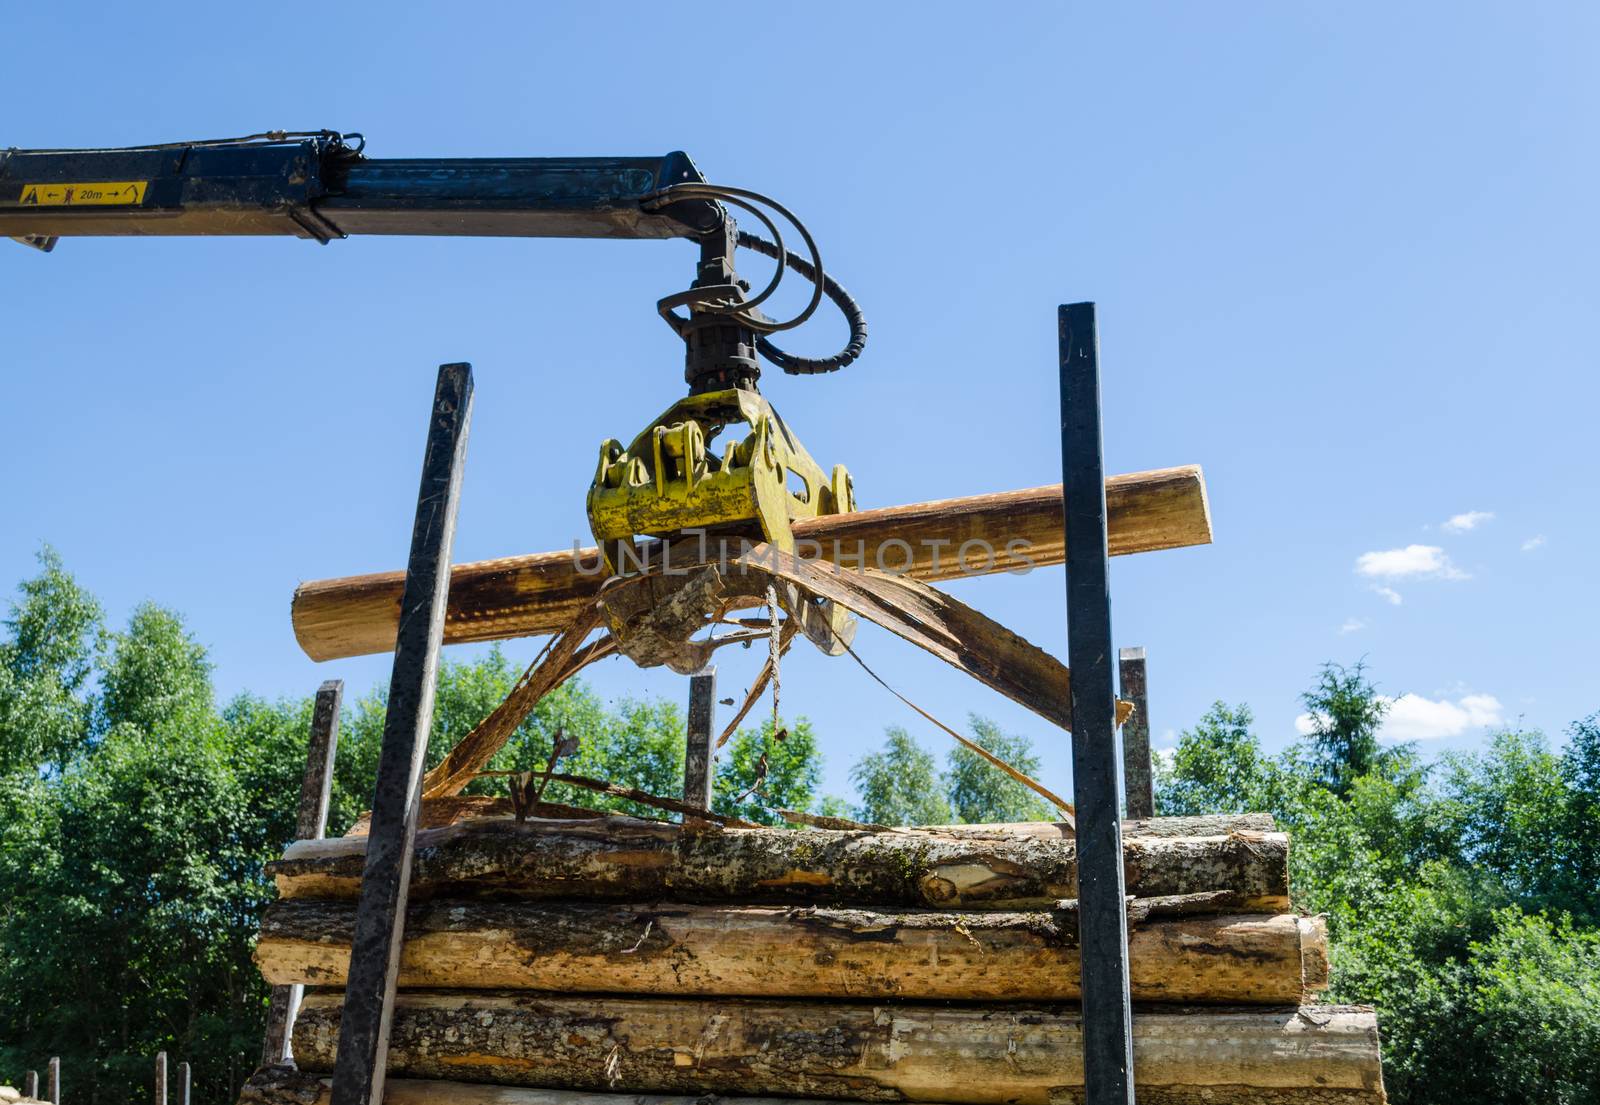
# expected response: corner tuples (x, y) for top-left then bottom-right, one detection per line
(268, 816), (1291, 911)
(243, 1069), (1384, 1105)
(288, 993), (1385, 1105)
(256, 900), (1326, 1004)
(290, 466), (1211, 661)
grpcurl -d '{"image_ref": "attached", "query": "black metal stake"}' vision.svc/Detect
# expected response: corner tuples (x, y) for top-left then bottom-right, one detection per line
(1058, 302), (1135, 1104)
(177, 1063), (190, 1105)
(684, 667), (718, 809)
(24, 1071), (36, 1100)
(154, 1052), (166, 1105)
(330, 364), (475, 1105)
(1118, 648), (1154, 819)
(263, 679), (345, 1066)
(47, 1057), (58, 1105)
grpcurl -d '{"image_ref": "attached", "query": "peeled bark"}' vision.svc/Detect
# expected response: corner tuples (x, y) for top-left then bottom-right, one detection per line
(290, 993), (1386, 1105)
(256, 898), (1327, 1004)
(269, 815), (1290, 911)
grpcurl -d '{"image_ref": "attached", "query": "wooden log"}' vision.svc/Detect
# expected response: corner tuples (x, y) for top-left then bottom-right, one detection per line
(289, 993), (1386, 1105)
(290, 465), (1212, 661)
(341, 804), (1274, 839)
(256, 898), (1327, 1004)
(244, 1070), (1385, 1105)
(238, 1070), (920, 1105)
(269, 815), (1291, 911)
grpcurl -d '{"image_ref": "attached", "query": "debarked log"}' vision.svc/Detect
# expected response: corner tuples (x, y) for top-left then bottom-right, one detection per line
(256, 899), (1327, 1004)
(289, 993), (1386, 1105)
(268, 815), (1291, 911)
(290, 466), (1212, 661)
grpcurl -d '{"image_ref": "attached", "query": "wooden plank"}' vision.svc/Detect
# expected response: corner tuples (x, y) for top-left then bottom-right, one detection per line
(683, 667), (717, 809)
(289, 993), (1387, 1105)
(1119, 648), (1154, 819)
(330, 364), (474, 1105)
(267, 816), (1292, 911)
(290, 465), (1212, 661)
(262, 679), (344, 1066)
(1059, 302), (1134, 1104)
(256, 899), (1328, 1004)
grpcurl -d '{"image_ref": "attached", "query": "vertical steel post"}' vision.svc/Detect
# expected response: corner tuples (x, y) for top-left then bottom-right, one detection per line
(1058, 302), (1135, 1104)
(263, 679), (345, 1066)
(47, 1058), (58, 1105)
(330, 364), (474, 1105)
(177, 1063), (190, 1105)
(683, 667), (718, 809)
(154, 1053), (166, 1105)
(24, 1072), (36, 1100)
(1118, 648), (1154, 819)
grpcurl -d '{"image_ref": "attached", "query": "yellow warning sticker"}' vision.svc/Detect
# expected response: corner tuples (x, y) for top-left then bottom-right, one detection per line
(14, 181), (149, 207)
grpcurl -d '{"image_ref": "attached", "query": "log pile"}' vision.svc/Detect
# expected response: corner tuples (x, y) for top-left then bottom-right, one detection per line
(250, 810), (1387, 1105)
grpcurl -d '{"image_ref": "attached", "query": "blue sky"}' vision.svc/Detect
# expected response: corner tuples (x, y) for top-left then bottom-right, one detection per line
(4, 3), (1596, 801)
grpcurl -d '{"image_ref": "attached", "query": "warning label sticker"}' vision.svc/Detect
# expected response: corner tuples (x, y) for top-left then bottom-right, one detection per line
(12, 181), (149, 207)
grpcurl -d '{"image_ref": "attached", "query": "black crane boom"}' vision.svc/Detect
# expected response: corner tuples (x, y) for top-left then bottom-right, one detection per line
(0, 134), (718, 249)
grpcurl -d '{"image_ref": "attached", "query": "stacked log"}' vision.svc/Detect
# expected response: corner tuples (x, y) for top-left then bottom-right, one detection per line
(253, 811), (1386, 1104)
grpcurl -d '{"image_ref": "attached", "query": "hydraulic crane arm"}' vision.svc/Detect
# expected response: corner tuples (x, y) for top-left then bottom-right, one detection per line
(0, 132), (721, 247)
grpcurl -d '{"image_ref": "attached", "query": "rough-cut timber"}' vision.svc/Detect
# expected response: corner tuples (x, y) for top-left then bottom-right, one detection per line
(290, 466), (1212, 660)
(269, 815), (1291, 911)
(256, 899), (1326, 1004)
(246, 1070), (1384, 1105)
(290, 993), (1385, 1105)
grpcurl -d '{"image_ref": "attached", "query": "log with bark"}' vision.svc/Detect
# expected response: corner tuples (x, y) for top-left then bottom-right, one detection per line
(290, 466), (1211, 661)
(255, 898), (1327, 1004)
(244, 1068), (1384, 1105)
(341, 802), (1274, 839)
(268, 814), (1290, 911)
(289, 992), (1386, 1105)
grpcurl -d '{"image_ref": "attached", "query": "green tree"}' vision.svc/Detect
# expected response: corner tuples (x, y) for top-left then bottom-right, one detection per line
(850, 727), (951, 825)
(1301, 661), (1390, 795)
(99, 602), (213, 736)
(943, 716), (1050, 823)
(0, 547), (103, 776)
(1154, 701), (1277, 815)
(714, 717), (823, 825)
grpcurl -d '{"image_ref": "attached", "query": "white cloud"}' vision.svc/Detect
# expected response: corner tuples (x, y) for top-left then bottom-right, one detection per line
(1339, 618), (1366, 634)
(1379, 693), (1504, 741)
(1356, 544), (1468, 582)
(1372, 585), (1403, 606)
(1521, 535), (1546, 552)
(1442, 511), (1494, 534)
(1297, 692), (1504, 742)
